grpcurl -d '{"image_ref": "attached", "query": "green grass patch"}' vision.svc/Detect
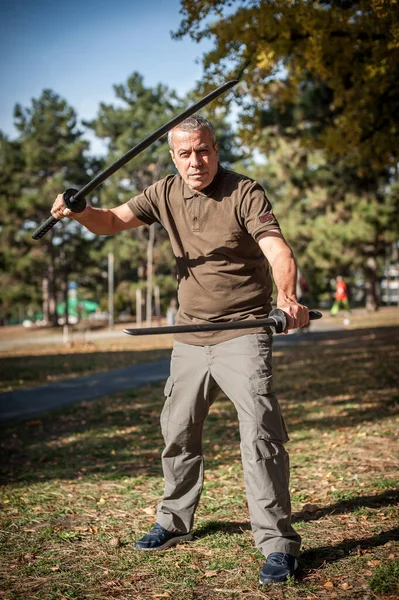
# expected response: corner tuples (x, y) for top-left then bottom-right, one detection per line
(369, 558), (399, 594)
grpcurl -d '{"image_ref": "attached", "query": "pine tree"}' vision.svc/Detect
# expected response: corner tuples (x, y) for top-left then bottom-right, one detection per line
(1, 90), (104, 324)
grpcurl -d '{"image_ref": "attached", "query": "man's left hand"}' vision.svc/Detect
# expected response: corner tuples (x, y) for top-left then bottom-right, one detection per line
(277, 302), (309, 334)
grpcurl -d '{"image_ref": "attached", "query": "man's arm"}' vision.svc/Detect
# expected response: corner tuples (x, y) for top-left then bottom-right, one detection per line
(258, 230), (309, 332)
(50, 195), (144, 235)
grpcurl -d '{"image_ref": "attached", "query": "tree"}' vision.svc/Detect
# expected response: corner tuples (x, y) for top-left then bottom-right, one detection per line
(0, 133), (35, 323)
(176, 0), (399, 170)
(234, 86), (399, 310)
(1, 90), (104, 325)
(175, 3), (399, 309)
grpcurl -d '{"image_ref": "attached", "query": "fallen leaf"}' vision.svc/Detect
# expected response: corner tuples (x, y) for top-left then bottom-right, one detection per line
(204, 570), (219, 578)
(152, 594), (171, 599)
(143, 506), (156, 515)
(339, 583), (352, 590)
(367, 560), (381, 567)
(323, 581), (334, 589)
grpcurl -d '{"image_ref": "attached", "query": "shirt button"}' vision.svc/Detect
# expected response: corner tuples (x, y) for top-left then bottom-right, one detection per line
(193, 217), (198, 222)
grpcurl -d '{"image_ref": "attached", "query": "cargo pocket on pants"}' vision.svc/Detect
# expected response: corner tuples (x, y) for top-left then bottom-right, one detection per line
(160, 376), (174, 438)
(252, 438), (290, 501)
(249, 372), (289, 443)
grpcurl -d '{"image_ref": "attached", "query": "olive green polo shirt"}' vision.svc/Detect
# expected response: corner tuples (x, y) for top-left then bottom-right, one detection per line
(127, 166), (280, 345)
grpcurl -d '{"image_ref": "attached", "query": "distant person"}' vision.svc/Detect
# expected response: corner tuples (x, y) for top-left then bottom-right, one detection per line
(330, 275), (351, 316)
(50, 114), (309, 585)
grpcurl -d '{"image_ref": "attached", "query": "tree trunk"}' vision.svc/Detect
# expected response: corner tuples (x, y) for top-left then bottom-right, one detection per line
(364, 256), (381, 312)
(42, 276), (49, 324)
(146, 224), (155, 326)
(61, 250), (69, 326)
(48, 239), (58, 325)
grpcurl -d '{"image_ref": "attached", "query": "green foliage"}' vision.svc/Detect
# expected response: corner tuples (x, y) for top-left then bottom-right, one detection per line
(0, 90), (105, 324)
(176, 0), (399, 169)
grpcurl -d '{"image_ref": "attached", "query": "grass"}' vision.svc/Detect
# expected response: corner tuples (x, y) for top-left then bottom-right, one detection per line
(0, 308), (398, 599)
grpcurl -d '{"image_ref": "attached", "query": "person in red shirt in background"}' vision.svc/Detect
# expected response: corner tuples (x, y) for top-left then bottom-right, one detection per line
(330, 275), (351, 316)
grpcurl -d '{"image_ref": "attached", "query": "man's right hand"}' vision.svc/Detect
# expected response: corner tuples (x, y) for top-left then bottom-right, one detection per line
(51, 193), (82, 220)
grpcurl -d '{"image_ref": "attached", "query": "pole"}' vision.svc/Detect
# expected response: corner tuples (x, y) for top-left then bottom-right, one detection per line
(108, 252), (114, 330)
(154, 284), (161, 325)
(136, 288), (142, 327)
(146, 224), (155, 327)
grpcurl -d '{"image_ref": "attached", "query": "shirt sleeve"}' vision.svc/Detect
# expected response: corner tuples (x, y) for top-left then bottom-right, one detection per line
(127, 178), (167, 226)
(241, 181), (280, 241)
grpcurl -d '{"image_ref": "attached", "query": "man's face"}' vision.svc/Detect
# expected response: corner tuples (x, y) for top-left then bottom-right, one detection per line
(170, 127), (219, 191)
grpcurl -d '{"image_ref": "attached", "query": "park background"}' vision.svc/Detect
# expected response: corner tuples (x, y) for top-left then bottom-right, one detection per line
(1, 0), (398, 327)
(0, 1), (398, 599)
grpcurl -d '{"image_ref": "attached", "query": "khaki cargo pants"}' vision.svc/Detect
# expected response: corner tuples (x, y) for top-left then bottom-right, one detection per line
(156, 332), (301, 558)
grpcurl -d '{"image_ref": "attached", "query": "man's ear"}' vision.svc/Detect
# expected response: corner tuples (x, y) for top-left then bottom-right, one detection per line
(214, 142), (219, 155)
(170, 149), (176, 166)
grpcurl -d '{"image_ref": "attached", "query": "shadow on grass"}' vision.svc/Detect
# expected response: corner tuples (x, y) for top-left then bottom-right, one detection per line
(276, 325), (399, 430)
(194, 489), (399, 540)
(292, 489), (399, 522)
(297, 526), (399, 578)
(1, 326), (398, 486)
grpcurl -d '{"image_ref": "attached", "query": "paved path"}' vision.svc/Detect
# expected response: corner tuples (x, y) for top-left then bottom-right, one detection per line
(0, 359), (170, 422)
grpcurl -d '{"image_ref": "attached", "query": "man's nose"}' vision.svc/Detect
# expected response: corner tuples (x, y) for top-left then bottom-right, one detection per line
(190, 151), (202, 168)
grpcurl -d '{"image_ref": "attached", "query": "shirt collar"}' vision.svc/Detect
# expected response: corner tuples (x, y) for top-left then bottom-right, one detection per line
(182, 164), (224, 199)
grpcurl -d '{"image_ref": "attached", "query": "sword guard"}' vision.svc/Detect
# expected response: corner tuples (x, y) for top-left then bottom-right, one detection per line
(268, 308), (287, 333)
(63, 188), (87, 213)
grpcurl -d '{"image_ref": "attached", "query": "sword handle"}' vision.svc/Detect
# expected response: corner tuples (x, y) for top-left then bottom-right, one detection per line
(269, 308), (323, 333)
(32, 188), (86, 239)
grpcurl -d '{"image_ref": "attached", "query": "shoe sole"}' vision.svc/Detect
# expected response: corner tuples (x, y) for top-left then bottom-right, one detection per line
(134, 533), (193, 551)
(259, 559), (298, 584)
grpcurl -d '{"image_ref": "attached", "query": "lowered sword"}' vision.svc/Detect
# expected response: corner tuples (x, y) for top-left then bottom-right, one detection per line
(124, 309), (323, 336)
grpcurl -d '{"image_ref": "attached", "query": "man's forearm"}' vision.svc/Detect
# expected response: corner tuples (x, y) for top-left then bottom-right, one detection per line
(73, 206), (119, 235)
(270, 247), (299, 305)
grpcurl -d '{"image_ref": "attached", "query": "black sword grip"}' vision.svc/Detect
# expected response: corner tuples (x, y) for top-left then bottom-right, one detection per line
(269, 308), (323, 333)
(32, 215), (59, 240)
(32, 188), (86, 240)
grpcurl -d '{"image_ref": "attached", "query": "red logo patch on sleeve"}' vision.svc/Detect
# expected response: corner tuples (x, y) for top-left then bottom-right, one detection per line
(259, 214), (275, 223)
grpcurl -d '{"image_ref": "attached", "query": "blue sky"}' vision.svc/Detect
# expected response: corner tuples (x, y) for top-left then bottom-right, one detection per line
(0, 0), (212, 151)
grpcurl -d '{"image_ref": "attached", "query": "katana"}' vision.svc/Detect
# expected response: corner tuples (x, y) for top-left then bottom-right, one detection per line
(124, 309), (323, 336)
(32, 79), (239, 240)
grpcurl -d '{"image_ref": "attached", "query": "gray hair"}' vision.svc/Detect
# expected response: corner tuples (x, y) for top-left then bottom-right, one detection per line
(167, 114), (216, 150)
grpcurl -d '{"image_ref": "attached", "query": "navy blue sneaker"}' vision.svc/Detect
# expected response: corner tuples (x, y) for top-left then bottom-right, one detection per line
(134, 523), (193, 551)
(259, 552), (298, 584)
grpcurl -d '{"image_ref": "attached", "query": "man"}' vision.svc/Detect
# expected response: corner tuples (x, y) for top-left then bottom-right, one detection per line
(51, 115), (309, 584)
